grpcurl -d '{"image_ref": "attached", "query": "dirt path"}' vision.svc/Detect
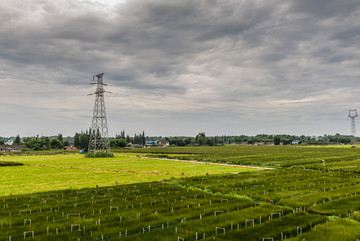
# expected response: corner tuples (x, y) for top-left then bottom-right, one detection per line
(117, 154), (274, 170)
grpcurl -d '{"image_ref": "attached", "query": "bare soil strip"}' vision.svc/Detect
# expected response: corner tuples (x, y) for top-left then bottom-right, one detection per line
(118, 154), (274, 170)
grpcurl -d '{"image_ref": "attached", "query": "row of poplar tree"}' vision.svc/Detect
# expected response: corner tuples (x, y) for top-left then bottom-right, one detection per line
(74, 130), (146, 150)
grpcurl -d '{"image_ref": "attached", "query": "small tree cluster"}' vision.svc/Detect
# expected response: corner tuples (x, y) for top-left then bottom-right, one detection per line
(22, 134), (65, 150)
(110, 138), (127, 148)
(73, 130), (91, 150)
(115, 130), (146, 145)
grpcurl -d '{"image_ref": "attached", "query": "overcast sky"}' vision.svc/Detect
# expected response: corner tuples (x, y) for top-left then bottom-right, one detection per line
(1, 0), (360, 137)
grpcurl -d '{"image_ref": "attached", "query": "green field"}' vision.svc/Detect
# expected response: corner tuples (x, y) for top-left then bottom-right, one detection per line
(0, 153), (256, 196)
(2, 145), (360, 240)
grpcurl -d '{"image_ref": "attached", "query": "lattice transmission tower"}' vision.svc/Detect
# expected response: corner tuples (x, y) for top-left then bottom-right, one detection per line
(349, 109), (358, 144)
(88, 73), (110, 154)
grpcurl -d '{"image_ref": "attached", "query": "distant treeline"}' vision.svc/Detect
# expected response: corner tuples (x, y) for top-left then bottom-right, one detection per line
(161, 133), (354, 146)
(0, 132), (356, 151)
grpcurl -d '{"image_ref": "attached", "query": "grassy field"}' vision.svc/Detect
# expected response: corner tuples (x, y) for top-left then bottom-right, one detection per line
(0, 154), (257, 196)
(2, 146), (360, 240)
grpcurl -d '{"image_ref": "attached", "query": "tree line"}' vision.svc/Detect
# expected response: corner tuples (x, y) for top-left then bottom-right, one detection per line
(164, 133), (354, 146)
(1, 132), (356, 151)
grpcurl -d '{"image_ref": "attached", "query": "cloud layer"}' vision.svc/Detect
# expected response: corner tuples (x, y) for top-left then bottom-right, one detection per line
(1, 0), (359, 136)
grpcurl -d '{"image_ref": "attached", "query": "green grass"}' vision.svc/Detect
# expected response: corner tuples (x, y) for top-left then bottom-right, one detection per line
(0, 154), (258, 196)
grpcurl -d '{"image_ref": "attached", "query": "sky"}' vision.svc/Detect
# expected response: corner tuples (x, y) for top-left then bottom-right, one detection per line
(0, 0), (360, 137)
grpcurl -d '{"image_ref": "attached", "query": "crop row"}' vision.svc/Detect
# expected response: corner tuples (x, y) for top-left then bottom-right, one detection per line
(118, 146), (360, 168)
(171, 169), (360, 214)
(117, 204), (294, 241)
(1, 177), (331, 241)
(288, 218), (360, 241)
(0, 181), (268, 241)
(299, 158), (360, 172)
(216, 212), (327, 241)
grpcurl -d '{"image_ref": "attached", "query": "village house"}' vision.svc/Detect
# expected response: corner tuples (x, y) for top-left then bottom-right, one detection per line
(127, 143), (145, 148)
(63, 145), (77, 150)
(0, 145), (23, 152)
(145, 140), (170, 147)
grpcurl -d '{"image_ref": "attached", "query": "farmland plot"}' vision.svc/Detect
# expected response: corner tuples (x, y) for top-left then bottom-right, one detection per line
(117, 145), (360, 167)
(0, 182), (291, 241)
(2, 146), (360, 240)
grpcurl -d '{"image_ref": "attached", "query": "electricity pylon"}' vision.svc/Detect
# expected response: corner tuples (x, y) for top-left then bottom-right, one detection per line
(349, 109), (358, 145)
(88, 73), (110, 154)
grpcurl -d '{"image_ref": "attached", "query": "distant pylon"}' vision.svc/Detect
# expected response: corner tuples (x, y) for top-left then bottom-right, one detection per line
(348, 109), (358, 144)
(88, 73), (110, 154)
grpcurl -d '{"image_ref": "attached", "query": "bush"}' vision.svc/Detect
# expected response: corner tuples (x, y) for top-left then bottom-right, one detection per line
(0, 161), (23, 166)
(85, 152), (114, 158)
(110, 138), (127, 148)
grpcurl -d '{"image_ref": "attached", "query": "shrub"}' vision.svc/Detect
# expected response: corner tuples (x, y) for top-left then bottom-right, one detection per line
(85, 152), (114, 158)
(0, 161), (23, 166)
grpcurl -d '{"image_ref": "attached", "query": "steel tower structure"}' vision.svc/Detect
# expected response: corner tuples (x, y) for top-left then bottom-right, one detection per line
(88, 73), (110, 154)
(349, 109), (358, 144)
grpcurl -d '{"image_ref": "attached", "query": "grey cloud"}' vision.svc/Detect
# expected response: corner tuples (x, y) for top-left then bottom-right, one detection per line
(0, 0), (359, 136)
(291, 0), (360, 19)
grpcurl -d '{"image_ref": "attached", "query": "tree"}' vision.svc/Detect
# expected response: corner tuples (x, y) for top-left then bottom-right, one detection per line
(281, 138), (291, 145)
(79, 133), (87, 149)
(32, 142), (42, 151)
(110, 138), (127, 148)
(42, 136), (51, 150)
(169, 138), (186, 146)
(51, 139), (63, 149)
(207, 138), (215, 146)
(54, 134), (64, 148)
(74, 133), (80, 148)
(75, 130), (91, 150)
(195, 132), (206, 145)
(142, 131), (146, 145)
(14, 135), (21, 145)
(184, 138), (192, 145)
(23, 137), (45, 150)
(57, 134), (63, 142)
(247, 139), (255, 145)
(274, 136), (281, 145)
(0, 140), (5, 145)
